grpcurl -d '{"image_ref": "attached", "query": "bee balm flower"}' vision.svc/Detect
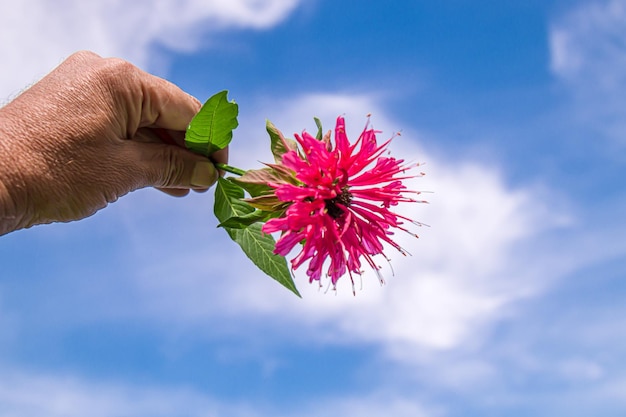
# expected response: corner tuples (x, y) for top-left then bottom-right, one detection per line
(261, 116), (425, 291)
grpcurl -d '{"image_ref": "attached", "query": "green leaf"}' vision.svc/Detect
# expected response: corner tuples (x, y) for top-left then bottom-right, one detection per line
(229, 224), (300, 297)
(314, 117), (323, 141)
(185, 91), (238, 157)
(214, 177), (254, 220)
(214, 178), (300, 297)
(313, 117), (332, 150)
(267, 120), (297, 163)
(218, 209), (280, 229)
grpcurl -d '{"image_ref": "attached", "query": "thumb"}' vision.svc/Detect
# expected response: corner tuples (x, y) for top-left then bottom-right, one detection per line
(127, 140), (219, 190)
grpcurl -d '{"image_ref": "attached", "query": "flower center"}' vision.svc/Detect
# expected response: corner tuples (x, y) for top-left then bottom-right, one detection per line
(325, 187), (353, 219)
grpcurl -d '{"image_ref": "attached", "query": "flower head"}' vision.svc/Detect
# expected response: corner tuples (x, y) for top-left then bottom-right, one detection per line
(261, 116), (425, 291)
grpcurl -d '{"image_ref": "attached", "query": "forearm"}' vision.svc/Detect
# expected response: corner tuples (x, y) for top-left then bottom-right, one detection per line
(0, 179), (21, 236)
(0, 156), (21, 235)
(0, 104), (36, 235)
(1, 113), (20, 234)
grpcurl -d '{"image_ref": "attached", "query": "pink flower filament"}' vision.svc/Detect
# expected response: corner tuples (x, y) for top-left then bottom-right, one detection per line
(262, 116), (425, 291)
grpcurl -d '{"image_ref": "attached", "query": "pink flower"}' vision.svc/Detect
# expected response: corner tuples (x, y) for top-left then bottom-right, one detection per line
(261, 116), (424, 291)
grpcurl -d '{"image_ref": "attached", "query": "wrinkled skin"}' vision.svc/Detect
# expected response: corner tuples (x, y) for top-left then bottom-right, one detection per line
(0, 51), (227, 235)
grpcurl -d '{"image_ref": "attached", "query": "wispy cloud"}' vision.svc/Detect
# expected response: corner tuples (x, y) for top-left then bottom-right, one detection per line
(549, 0), (626, 141)
(0, 370), (252, 417)
(96, 92), (569, 364)
(0, 0), (301, 100)
(0, 368), (439, 417)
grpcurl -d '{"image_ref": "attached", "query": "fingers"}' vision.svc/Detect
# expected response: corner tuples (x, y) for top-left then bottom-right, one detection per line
(76, 52), (227, 192)
(137, 71), (202, 133)
(126, 141), (219, 190)
(156, 187), (191, 197)
(210, 147), (229, 167)
(156, 187), (209, 197)
(60, 51), (201, 137)
(133, 74), (230, 168)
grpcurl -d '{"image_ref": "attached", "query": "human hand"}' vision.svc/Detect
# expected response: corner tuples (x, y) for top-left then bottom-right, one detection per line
(0, 51), (226, 235)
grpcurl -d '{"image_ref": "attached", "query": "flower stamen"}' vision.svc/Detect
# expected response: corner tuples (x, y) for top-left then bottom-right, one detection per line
(324, 186), (353, 219)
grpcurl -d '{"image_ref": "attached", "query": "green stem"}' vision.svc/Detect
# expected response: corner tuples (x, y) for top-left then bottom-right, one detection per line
(216, 163), (246, 176)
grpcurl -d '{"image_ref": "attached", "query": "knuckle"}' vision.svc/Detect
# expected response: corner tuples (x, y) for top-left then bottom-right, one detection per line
(97, 57), (138, 84)
(67, 50), (101, 65)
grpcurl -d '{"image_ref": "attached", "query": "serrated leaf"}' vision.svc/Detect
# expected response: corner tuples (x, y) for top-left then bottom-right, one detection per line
(214, 177), (254, 221)
(228, 224), (300, 297)
(214, 178), (300, 297)
(185, 91), (238, 157)
(218, 209), (279, 229)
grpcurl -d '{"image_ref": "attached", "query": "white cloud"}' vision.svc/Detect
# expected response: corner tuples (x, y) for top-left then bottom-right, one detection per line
(557, 358), (605, 382)
(549, 0), (626, 140)
(0, 0), (301, 100)
(549, 0), (626, 79)
(292, 395), (437, 417)
(0, 371), (228, 417)
(213, 93), (564, 353)
(0, 369), (437, 417)
(89, 92), (568, 369)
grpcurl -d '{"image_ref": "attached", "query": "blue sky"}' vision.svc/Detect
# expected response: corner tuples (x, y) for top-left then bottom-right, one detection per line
(1, 0), (626, 416)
